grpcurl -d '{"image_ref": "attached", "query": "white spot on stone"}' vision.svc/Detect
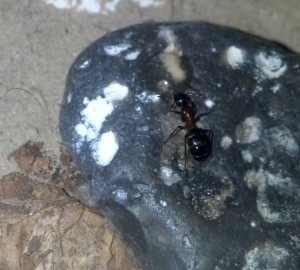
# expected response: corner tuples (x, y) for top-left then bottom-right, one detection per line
(236, 117), (262, 144)
(255, 51), (287, 80)
(136, 91), (159, 103)
(161, 166), (172, 178)
(244, 168), (298, 223)
(67, 93), (72, 103)
(104, 44), (131, 56)
(226, 46), (245, 68)
(166, 219), (176, 231)
(290, 235), (300, 249)
(75, 123), (88, 137)
(217, 83), (222, 88)
(75, 142), (83, 151)
(135, 106), (142, 113)
(245, 168), (294, 194)
(136, 125), (149, 132)
(266, 125), (299, 156)
(160, 166), (181, 186)
(149, 94), (160, 103)
(113, 188), (128, 201)
(79, 59), (91, 69)
(292, 64), (299, 69)
(103, 82), (129, 102)
(160, 200), (167, 207)
(250, 221), (256, 228)
(183, 186), (190, 198)
(271, 83), (281, 93)
(157, 79), (172, 93)
(92, 131), (119, 166)
(242, 242), (289, 270)
(268, 109), (278, 119)
(252, 85), (263, 96)
(221, 136), (232, 149)
(241, 149), (253, 163)
(136, 92), (147, 102)
(76, 96), (113, 141)
(125, 50), (140, 60)
(204, 99), (215, 109)
(158, 27), (181, 54)
(182, 236), (192, 248)
(75, 82), (128, 143)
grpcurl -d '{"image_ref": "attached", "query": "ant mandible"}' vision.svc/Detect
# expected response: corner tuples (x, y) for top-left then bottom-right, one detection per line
(164, 93), (213, 168)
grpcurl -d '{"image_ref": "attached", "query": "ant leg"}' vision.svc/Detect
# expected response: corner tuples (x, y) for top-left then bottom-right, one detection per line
(195, 109), (215, 121)
(164, 126), (184, 145)
(184, 134), (188, 169)
(184, 83), (203, 97)
(144, 51), (161, 62)
(158, 95), (180, 111)
(203, 129), (214, 155)
(158, 95), (169, 104)
(157, 95), (178, 110)
(170, 99), (176, 109)
(169, 110), (182, 115)
(208, 130), (214, 155)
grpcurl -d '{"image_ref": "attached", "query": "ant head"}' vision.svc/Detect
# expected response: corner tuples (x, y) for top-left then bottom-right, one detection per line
(174, 93), (191, 107)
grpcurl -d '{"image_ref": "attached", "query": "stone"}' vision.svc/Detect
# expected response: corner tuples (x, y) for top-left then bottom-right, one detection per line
(59, 22), (300, 270)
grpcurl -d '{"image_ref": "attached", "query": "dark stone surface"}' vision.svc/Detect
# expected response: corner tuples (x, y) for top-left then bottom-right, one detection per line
(59, 22), (300, 270)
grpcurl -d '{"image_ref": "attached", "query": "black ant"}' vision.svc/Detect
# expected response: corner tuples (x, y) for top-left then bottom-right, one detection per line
(164, 93), (213, 167)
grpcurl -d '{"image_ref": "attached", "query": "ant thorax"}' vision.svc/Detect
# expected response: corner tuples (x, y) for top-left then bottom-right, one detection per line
(163, 92), (214, 168)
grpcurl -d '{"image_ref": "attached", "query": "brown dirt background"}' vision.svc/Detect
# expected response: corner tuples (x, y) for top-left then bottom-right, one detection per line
(0, 1), (299, 269)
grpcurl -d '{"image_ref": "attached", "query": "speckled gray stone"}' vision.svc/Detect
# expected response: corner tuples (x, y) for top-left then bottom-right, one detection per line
(59, 22), (300, 270)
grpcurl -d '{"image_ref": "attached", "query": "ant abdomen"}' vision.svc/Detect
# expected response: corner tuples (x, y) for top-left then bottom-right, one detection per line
(186, 128), (213, 161)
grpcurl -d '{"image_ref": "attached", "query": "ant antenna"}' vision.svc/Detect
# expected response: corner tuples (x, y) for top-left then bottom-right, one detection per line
(184, 83), (203, 97)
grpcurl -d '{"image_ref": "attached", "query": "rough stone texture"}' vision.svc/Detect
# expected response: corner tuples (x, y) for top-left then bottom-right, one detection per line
(59, 22), (300, 269)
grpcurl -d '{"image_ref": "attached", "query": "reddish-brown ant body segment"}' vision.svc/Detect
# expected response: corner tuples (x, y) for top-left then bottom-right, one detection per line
(164, 93), (213, 168)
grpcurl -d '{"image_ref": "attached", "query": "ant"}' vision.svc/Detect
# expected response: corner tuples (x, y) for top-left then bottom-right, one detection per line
(164, 93), (213, 168)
